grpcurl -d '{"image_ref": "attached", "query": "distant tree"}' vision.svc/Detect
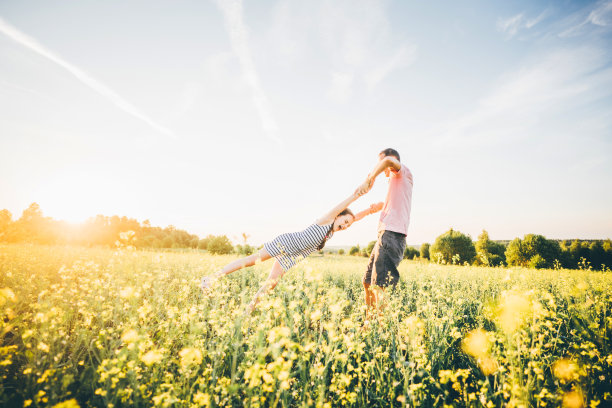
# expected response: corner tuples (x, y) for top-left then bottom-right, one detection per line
(143, 235), (159, 248)
(14, 203), (56, 244)
(603, 239), (612, 253)
(162, 236), (175, 248)
(505, 234), (561, 269)
(528, 254), (547, 269)
(404, 246), (419, 259)
(505, 238), (526, 267)
(589, 241), (606, 270)
(474, 230), (506, 266)
(198, 235), (213, 250)
(349, 245), (360, 256)
(207, 235), (234, 255)
(430, 229), (476, 265)
(236, 244), (255, 255)
(0, 209), (12, 241)
(567, 240), (590, 268)
(603, 239), (612, 269)
(420, 243), (430, 260)
(364, 241), (377, 257)
(338, 249), (345, 255)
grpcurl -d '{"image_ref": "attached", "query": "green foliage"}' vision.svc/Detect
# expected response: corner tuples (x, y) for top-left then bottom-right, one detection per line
(338, 249), (345, 255)
(430, 229), (476, 265)
(505, 234), (561, 269)
(198, 236), (210, 250)
(404, 246), (419, 259)
(558, 239), (612, 270)
(364, 240), (377, 257)
(474, 230), (506, 266)
(420, 243), (430, 260)
(349, 245), (360, 256)
(529, 254), (547, 269)
(162, 236), (175, 248)
(236, 244), (255, 256)
(206, 235), (234, 255)
(505, 238), (525, 267)
(0, 209), (11, 235)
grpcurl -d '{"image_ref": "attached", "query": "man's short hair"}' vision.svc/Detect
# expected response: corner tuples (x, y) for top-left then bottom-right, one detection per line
(380, 148), (400, 161)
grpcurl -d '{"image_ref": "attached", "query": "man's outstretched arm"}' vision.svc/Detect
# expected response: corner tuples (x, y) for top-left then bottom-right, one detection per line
(356, 156), (401, 195)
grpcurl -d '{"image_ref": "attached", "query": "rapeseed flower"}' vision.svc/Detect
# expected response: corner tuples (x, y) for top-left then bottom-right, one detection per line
(179, 347), (202, 367)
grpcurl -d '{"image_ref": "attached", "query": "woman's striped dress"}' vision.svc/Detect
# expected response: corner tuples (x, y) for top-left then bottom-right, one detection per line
(264, 223), (333, 271)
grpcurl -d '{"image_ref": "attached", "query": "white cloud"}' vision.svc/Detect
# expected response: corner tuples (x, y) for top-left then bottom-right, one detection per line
(526, 11), (548, 28)
(435, 47), (612, 146)
(0, 16), (174, 138)
(559, 1), (612, 37)
(269, 0), (416, 103)
(587, 0), (612, 26)
(497, 10), (547, 38)
(212, 0), (279, 141)
(497, 13), (525, 37)
(320, 0), (416, 99)
(364, 44), (417, 90)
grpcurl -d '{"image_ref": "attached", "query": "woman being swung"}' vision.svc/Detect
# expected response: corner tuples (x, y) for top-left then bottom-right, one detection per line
(201, 191), (383, 314)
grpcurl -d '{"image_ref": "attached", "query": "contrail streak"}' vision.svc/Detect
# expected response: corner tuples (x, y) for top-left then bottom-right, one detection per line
(0, 16), (174, 137)
(213, 0), (280, 141)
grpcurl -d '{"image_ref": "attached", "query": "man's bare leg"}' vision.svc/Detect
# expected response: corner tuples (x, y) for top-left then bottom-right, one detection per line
(373, 286), (387, 316)
(364, 282), (388, 323)
(363, 282), (376, 321)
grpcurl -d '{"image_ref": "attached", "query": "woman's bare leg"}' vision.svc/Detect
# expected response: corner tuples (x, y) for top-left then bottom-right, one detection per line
(245, 260), (285, 315)
(212, 248), (271, 279)
(201, 248), (271, 291)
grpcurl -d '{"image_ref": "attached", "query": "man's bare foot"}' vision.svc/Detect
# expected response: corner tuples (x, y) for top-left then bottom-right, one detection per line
(360, 320), (371, 332)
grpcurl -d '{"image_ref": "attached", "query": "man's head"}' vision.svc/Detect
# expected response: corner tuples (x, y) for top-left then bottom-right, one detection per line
(378, 148), (400, 177)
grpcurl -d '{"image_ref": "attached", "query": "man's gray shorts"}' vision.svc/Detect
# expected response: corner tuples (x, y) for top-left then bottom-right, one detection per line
(362, 230), (406, 288)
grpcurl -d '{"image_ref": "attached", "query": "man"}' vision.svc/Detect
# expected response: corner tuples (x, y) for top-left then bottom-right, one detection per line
(357, 148), (413, 318)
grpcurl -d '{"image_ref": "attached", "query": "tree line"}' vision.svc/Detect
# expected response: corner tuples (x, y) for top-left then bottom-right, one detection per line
(2, 204), (610, 270)
(346, 229), (611, 271)
(0, 203), (237, 254)
(421, 229), (611, 271)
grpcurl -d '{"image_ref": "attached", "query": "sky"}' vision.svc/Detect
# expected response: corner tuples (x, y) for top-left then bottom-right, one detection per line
(1, 0), (611, 246)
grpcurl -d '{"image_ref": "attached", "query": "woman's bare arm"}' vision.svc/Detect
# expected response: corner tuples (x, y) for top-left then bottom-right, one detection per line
(353, 202), (384, 222)
(316, 191), (361, 225)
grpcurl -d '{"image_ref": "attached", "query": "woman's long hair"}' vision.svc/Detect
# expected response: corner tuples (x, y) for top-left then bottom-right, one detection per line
(317, 208), (354, 250)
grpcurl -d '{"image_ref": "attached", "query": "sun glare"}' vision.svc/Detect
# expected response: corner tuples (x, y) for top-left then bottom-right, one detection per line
(34, 173), (113, 223)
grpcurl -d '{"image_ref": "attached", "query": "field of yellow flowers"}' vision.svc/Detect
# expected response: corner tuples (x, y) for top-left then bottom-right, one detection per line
(0, 244), (611, 407)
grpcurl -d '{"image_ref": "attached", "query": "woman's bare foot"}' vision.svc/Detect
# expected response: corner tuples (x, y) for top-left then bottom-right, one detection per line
(200, 276), (217, 292)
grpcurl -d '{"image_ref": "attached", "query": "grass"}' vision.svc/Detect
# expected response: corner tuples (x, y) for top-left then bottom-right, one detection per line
(0, 243), (611, 407)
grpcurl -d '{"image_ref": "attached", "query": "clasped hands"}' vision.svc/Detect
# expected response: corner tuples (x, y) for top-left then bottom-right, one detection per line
(355, 176), (374, 197)
(354, 177), (383, 214)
